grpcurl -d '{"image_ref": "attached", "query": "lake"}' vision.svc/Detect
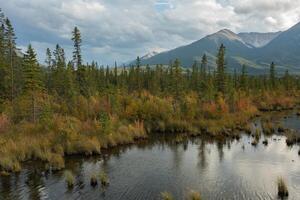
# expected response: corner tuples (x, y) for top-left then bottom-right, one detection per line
(1, 113), (300, 200)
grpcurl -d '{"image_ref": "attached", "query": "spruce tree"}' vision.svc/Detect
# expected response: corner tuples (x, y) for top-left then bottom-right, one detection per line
(71, 27), (88, 96)
(0, 23), (6, 100)
(269, 62), (276, 89)
(200, 54), (208, 92)
(23, 45), (43, 122)
(23, 44), (43, 93)
(4, 18), (17, 102)
(240, 64), (248, 89)
(45, 48), (52, 92)
(216, 44), (226, 94)
(172, 58), (183, 97)
(136, 56), (142, 92)
(72, 26), (82, 67)
(191, 61), (199, 91)
(200, 54), (207, 78)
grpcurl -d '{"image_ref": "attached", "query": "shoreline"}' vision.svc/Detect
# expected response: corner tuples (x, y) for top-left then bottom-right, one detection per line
(1, 107), (299, 176)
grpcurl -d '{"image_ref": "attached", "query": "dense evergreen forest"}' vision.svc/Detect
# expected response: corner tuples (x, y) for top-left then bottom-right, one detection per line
(0, 9), (300, 173)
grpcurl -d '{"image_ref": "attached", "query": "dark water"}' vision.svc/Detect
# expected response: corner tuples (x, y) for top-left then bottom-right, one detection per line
(1, 115), (300, 200)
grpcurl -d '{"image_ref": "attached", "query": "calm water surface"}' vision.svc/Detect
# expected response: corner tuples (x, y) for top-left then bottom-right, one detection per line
(1, 114), (300, 200)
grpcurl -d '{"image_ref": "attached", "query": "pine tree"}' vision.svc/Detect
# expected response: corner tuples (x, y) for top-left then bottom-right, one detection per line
(216, 44), (226, 94)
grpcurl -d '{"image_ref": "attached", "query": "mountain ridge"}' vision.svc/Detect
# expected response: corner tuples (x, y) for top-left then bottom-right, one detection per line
(138, 22), (300, 74)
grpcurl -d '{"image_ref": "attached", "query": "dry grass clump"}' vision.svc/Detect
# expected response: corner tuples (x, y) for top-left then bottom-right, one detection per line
(262, 121), (275, 135)
(64, 170), (75, 188)
(90, 174), (98, 187)
(285, 131), (299, 146)
(99, 170), (109, 186)
(161, 192), (173, 200)
(277, 177), (288, 198)
(187, 190), (201, 200)
(251, 138), (258, 146)
(48, 153), (65, 170)
(262, 139), (268, 146)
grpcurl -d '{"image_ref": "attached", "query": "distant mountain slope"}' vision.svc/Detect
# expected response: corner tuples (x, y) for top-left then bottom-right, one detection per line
(238, 32), (281, 47)
(139, 21), (300, 74)
(142, 29), (254, 72)
(257, 22), (300, 71)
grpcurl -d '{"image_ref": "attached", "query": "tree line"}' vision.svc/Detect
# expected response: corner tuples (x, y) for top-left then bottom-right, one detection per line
(0, 8), (299, 123)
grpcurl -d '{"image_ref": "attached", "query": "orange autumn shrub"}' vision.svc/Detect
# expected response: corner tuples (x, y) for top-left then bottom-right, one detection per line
(0, 114), (10, 134)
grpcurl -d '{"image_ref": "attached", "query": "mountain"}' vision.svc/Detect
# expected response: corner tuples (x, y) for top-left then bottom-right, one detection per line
(139, 22), (300, 74)
(140, 51), (159, 60)
(238, 32), (281, 48)
(256, 22), (300, 72)
(141, 29), (256, 72)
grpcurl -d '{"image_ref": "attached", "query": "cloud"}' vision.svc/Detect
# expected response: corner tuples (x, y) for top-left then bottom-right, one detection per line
(1, 0), (300, 65)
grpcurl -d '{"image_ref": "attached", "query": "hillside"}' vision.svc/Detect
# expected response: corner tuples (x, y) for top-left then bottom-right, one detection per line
(140, 22), (300, 74)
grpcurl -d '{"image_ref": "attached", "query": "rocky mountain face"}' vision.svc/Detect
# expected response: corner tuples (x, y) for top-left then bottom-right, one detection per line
(238, 32), (281, 48)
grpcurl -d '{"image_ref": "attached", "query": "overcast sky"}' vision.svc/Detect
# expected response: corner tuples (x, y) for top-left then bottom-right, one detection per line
(1, 0), (300, 65)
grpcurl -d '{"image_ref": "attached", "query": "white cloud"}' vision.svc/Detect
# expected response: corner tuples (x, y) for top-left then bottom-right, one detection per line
(1, 0), (300, 65)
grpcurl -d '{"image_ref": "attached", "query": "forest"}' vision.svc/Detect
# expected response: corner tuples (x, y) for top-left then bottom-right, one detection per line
(0, 8), (299, 174)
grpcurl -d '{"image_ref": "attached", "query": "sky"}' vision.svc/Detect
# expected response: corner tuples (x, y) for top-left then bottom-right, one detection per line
(1, 0), (300, 66)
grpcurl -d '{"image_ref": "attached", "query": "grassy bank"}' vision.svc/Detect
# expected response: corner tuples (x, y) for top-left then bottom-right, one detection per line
(0, 90), (298, 174)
